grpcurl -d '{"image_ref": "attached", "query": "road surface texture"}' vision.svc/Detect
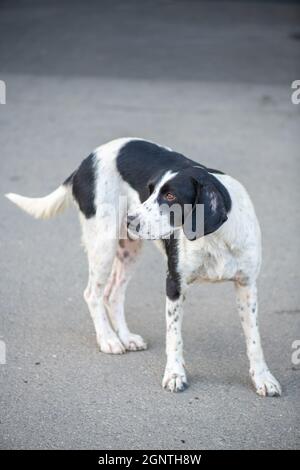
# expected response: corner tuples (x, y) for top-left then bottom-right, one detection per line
(1, 0), (300, 450)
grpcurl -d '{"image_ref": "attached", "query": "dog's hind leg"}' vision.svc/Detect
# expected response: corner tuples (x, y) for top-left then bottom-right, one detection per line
(82, 217), (126, 354)
(104, 238), (147, 351)
(235, 281), (281, 396)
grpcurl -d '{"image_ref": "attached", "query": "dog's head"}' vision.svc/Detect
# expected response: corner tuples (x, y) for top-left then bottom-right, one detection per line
(127, 167), (231, 240)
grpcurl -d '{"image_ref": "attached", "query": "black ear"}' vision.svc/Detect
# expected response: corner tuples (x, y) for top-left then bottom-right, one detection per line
(184, 171), (231, 241)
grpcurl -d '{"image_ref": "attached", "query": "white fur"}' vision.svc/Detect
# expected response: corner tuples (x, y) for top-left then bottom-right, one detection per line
(179, 174), (262, 286)
(5, 185), (71, 220)
(162, 296), (187, 392)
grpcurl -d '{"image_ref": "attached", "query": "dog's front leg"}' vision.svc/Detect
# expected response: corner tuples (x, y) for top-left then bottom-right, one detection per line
(235, 281), (281, 396)
(162, 292), (187, 392)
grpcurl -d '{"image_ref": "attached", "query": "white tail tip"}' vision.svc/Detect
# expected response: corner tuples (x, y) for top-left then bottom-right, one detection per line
(5, 186), (70, 220)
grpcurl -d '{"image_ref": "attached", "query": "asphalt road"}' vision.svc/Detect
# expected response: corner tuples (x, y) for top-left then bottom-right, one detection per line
(0, 0), (300, 450)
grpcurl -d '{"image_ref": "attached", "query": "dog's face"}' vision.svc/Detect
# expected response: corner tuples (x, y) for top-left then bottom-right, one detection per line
(127, 168), (231, 240)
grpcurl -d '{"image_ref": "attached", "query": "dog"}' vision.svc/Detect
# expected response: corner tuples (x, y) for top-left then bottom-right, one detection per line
(6, 137), (281, 396)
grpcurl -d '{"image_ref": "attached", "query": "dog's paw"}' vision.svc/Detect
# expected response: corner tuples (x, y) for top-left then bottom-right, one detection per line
(120, 333), (147, 352)
(98, 335), (126, 355)
(162, 368), (188, 392)
(251, 369), (282, 397)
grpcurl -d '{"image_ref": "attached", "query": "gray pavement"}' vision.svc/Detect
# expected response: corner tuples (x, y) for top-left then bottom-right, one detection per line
(0, 0), (300, 450)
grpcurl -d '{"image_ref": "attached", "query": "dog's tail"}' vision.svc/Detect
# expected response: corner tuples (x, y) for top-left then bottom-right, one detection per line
(5, 178), (73, 220)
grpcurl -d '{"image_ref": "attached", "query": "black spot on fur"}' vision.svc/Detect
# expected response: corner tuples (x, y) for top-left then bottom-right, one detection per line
(164, 236), (181, 301)
(166, 277), (180, 301)
(66, 153), (96, 219)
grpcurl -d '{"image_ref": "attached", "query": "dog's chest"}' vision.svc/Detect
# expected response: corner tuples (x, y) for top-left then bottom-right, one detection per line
(181, 238), (238, 284)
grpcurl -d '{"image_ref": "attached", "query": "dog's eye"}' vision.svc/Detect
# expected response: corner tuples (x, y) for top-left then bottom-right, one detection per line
(164, 192), (176, 202)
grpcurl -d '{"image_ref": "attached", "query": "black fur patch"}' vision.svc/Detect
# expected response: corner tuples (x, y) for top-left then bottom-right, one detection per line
(116, 140), (224, 202)
(164, 237), (181, 301)
(64, 153), (96, 219)
(186, 170), (232, 239)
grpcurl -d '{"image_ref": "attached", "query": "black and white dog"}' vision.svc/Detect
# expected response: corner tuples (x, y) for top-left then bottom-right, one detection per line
(6, 138), (281, 396)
